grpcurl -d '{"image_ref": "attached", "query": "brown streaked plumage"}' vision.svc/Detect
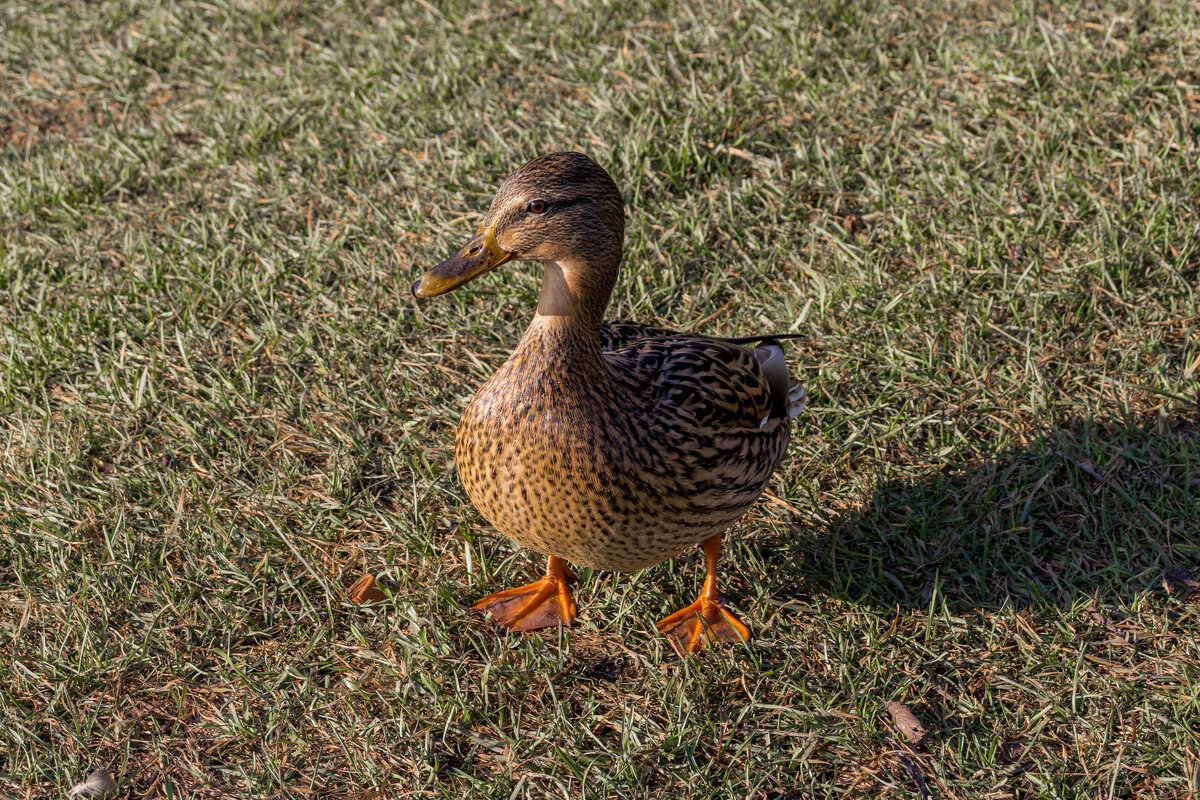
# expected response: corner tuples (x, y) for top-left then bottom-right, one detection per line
(404, 152), (805, 655)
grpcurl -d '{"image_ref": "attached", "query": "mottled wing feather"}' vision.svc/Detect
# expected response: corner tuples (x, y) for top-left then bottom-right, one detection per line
(458, 319), (795, 571)
(599, 320), (676, 350)
(600, 321), (774, 431)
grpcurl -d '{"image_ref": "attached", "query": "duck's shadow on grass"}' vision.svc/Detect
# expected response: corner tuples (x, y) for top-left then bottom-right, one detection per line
(767, 413), (1200, 613)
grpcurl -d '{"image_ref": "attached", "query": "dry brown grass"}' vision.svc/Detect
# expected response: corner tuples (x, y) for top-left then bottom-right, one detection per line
(3, 0), (1199, 797)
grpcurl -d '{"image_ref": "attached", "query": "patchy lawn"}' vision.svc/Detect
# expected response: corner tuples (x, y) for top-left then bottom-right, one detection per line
(2, 0), (1199, 797)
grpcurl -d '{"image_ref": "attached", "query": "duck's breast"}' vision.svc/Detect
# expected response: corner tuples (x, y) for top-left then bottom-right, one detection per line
(455, 359), (790, 571)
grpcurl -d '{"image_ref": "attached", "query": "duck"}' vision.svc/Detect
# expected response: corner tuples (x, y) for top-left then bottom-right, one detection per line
(393, 152), (805, 655)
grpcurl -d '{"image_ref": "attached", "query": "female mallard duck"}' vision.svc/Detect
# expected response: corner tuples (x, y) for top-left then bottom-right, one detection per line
(402, 152), (804, 655)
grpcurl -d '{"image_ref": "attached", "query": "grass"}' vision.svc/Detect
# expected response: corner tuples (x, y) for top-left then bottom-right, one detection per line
(2, 0), (1199, 796)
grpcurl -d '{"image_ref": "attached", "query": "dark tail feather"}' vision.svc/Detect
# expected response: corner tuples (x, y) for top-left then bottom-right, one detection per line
(722, 332), (805, 345)
(752, 341), (809, 422)
(749, 338), (807, 422)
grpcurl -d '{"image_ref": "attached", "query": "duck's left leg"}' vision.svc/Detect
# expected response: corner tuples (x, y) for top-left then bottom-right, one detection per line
(656, 533), (751, 656)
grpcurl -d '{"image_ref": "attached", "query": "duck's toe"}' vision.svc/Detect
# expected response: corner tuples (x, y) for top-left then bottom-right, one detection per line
(656, 597), (750, 657)
(472, 556), (577, 632)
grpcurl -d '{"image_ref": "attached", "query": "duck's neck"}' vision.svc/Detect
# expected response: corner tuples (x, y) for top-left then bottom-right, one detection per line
(535, 256), (616, 324)
(498, 257), (614, 385)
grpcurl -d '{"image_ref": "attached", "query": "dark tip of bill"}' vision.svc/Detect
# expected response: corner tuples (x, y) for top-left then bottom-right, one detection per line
(410, 280), (421, 297)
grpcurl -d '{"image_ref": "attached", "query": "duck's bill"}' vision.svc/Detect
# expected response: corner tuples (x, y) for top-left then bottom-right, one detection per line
(411, 225), (515, 297)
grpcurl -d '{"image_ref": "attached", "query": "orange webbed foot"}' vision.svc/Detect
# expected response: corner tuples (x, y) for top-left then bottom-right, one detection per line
(656, 596), (750, 656)
(656, 533), (751, 657)
(472, 556), (577, 632)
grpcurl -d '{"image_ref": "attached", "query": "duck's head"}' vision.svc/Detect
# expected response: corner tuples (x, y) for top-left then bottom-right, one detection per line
(411, 152), (625, 305)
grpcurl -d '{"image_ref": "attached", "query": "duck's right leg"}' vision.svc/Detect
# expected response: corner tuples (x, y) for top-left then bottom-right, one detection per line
(472, 556), (578, 631)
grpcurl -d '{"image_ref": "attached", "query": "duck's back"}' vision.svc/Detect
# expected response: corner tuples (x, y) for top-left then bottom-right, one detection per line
(455, 321), (796, 572)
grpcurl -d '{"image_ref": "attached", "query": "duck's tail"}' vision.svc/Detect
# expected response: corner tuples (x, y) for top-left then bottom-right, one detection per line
(722, 332), (805, 345)
(786, 381), (807, 418)
(751, 340), (807, 422)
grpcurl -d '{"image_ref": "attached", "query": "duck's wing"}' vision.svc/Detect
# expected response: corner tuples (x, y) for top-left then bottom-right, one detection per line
(602, 320), (806, 350)
(602, 324), (798, 432)
(599, 320), (677, 351)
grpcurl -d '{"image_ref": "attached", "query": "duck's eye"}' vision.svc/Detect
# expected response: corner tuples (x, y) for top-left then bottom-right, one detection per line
(526, 199), (548, 214)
